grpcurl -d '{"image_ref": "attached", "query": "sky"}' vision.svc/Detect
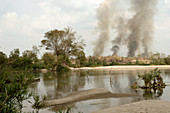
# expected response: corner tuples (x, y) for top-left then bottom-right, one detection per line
(0, 0), (170, 57)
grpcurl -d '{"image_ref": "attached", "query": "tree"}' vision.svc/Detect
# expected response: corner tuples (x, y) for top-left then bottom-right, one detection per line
(9, 48), (20, 68)
(0, 51), (7, 65)
(9, 48), (20, 59)
(42, 52), (56, 69)
(164, 57), (170, 65)
(22, 46), (39, 63)
(9, 49), (33, 69)
(22, 50), (36, 60)
(76, 51), (86, 67)
(41, 27), (85, 58)
(32, 45), (39, 55)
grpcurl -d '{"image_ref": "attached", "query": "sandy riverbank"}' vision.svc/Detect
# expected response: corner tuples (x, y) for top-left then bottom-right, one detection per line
(45, 88), (138, 108)
(70, 65), (170, 70)
(93, 100), (170, 113)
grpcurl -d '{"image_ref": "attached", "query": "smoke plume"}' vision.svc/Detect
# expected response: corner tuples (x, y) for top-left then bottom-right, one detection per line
(93, 0), (158, 57)
(111, 16), (128, 55)
(127, 0), (158, 57)
(111, 45), (119, 55)
(93, 0), (118, 56)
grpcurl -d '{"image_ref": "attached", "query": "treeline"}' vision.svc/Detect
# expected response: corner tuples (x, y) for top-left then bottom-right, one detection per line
(2, 47), (170, 71)
(1, 27), (170, 71)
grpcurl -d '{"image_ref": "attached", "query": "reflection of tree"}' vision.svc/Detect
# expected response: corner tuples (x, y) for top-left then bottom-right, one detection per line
(41, 71), (86, 99)
(28, 71), (87, 100)
(142, 88), (164, 100)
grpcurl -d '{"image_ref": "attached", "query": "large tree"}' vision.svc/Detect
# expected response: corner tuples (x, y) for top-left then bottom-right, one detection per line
(41, 27), (85, 57)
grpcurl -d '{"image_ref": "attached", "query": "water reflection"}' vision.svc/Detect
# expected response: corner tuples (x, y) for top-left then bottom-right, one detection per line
(141, 88), (164, 100)
(27, 69), (170, 113)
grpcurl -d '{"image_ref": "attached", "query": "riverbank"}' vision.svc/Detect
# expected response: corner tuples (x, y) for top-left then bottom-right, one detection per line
(70, 65), (170, 70)
(45, 88), (138, 107)
(93, 100), (170, 113)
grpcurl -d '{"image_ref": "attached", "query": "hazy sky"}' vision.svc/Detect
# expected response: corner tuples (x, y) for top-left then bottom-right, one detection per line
(0, 0), (170, 57)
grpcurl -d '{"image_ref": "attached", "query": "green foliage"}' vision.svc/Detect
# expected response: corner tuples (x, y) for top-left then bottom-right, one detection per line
(10, 57), (33, 70)
(0, 65), (34, 113)
(56, 65), (70, 71)
(22, 46), (40, 70)
(42, 52), (56, 69)
(32, 95), (46, 113)
(8, 48), (34, 70)
(22, 50), (38, 66)
(138, 71), (153, 86)
(53, 55), (71, 71)
(108, 61), (119, 66)
(164, 57), (170, 65)
(32, 63), (46, 69)
(56, 108), (71, 113)
(41, 27), (86, 71)
(137, 68), (165, 88)
(22, 50), (36, 60)
(76, 51), (86, 67)
(0, 51), (8, 64)
(41, 27), (85, 57)
(57, 55), (71, 66)
(85, 56), (102, 67)
(9, 48), (20, 59)
(150, 58), (166, 65)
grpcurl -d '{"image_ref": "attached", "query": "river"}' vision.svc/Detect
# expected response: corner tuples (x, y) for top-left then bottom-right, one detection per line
(23, 68), (170, 113)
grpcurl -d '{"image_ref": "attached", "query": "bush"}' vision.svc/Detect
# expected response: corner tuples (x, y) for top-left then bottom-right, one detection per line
(56, 65), (70, 71)
(0, 65), (34, 112)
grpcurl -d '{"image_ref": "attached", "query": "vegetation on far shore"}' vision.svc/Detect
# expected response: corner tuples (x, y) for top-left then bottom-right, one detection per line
(1, 27), (170, 71)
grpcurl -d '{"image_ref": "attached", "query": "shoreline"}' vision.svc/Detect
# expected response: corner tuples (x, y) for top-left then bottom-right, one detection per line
(70, 65), (170, 70)
(93, 100), (170, 113)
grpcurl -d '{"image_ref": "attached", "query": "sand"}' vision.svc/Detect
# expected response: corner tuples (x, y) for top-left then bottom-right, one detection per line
(45, 88), (138, 107)
(93, 100), (170, 113)
(70, 65), (170, 70)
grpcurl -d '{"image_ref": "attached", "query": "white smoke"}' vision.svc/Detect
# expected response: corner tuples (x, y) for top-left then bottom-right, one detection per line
(93, 0), (119, 56)
(93, 0), (158, 57)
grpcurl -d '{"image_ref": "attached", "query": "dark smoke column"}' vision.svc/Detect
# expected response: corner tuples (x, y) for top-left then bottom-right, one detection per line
(111, 16), (128, 56)
(93, 0), (118, 56)
(127, 0), (158, 57)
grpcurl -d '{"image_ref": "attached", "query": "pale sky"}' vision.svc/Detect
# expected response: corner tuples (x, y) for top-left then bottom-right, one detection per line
(0, 0), (170, 57)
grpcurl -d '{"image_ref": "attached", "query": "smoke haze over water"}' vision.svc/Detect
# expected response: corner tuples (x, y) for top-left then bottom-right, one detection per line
(93, 0), (158, 57)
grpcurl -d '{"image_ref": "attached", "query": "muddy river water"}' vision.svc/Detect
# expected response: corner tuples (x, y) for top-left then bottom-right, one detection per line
(24, 68), (170, 113)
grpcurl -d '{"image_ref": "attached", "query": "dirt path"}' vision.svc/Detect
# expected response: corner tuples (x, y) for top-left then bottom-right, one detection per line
(93, 100), (170, 113)
(45, 88), (138, 107)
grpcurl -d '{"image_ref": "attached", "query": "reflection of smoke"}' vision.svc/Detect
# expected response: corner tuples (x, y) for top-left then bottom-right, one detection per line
(93, 0), (118, 56)
(93, 0), (158, 57)
(127, 0), (158, 57)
